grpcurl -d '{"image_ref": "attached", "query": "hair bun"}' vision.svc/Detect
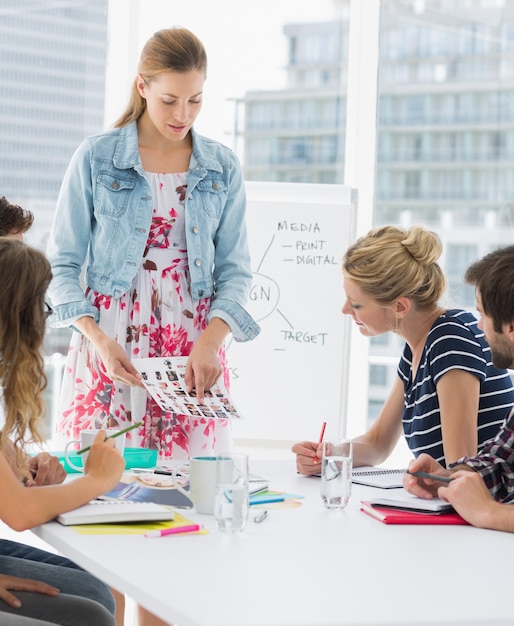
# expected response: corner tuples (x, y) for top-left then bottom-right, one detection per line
(401, 225), (442, 266)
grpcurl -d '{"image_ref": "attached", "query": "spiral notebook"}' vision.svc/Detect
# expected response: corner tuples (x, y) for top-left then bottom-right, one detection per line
(57, 500), (175, 525)
(351, 466), (405, 489)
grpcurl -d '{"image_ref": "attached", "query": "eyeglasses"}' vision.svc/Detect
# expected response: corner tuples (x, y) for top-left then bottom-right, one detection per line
(44, 302), (53, 319)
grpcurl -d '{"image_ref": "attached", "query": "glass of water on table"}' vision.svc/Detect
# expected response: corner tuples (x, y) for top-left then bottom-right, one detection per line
(321, 438), (352, 510)
(214, 452), (249, 532)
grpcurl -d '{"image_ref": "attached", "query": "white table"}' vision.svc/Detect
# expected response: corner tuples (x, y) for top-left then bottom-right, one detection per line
(33, 459), (514, 626)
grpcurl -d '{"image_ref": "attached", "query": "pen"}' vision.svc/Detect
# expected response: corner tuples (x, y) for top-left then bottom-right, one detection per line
(77, 421), (143, 455)
(253, 510), (268, 523)
(313, 421), (327, 464)
(144, 524), (202, 538)
(131, 468), (187, 477)
(406, 470), (454, 483)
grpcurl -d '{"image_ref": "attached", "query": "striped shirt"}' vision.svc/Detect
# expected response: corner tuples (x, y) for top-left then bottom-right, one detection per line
(398, 309), (514, 468)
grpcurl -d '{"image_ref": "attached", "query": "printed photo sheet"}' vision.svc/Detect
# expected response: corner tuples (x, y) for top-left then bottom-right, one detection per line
(132, 356), (242, 420)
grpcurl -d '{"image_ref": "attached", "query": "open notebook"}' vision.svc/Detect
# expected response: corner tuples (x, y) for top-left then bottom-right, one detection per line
(351, 466), (406, 489)
(57, 501), (175, 526)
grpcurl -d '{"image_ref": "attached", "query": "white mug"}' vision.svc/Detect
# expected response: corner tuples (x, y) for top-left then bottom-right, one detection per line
(64, 429), (126, 473)
(172, 456), (221, 514)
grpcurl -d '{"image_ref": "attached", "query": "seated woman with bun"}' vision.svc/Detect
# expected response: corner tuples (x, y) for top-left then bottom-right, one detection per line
(293, 225), (514, 473)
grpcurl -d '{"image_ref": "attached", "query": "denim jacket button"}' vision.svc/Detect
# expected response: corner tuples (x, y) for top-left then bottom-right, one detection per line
(111, 181), (119, 190)
(192, 226), (199, 234)
(212, 182), (219, 190)
(195, 259), (201, 267)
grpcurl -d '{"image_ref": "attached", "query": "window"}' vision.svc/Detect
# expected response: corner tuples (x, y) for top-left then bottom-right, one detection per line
(4, 0), (512, 457)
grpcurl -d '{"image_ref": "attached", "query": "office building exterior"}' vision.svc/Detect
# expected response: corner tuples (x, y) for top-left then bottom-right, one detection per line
(0, 0), (109, 429)
(0, 0), (109, 358)
(235, 0), (514, 419)
(0, 0), (109, 246)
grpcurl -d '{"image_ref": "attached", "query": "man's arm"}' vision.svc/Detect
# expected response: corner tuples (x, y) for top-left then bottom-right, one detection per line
(438, 470), (514, 532)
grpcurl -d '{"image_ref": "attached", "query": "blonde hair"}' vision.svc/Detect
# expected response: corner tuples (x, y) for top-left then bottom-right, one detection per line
(343, 225), (446, 309)
(114, 27), (207, 128)
(0, 239), (51, 469)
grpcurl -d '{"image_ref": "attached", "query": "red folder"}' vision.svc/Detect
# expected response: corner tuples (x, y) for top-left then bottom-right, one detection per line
(360, 501), (469, 525)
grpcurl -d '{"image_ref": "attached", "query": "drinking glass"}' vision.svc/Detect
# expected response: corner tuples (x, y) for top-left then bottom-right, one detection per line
(320, 439), (352, 510)
(214, 453), (249, 532)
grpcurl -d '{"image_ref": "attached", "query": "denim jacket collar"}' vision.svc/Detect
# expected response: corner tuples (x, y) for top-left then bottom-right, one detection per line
(111, 122), (223, 175)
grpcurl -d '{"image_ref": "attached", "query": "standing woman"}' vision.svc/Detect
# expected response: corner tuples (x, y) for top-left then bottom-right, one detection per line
(293, 225), (514, 473)
(46, 28), (259, 460)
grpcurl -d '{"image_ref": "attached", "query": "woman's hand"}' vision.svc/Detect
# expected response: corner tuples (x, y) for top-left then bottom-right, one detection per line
(291, 441), (322, 475)
(185, 319), (230, 403)
(185, 337), (222, 404)
(26, 452), (66, 487)
(83, 431), (125, 492)
(96, 337), (143, 387)
(75, 316), (143, 387)
(0, 574), (59, 608)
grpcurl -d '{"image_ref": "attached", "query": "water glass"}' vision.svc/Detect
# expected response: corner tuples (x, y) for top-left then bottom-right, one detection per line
(214, 453), (249, 532)
(320, 439), (352, 510)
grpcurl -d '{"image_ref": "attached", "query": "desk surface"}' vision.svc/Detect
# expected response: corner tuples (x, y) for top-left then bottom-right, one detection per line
(33, 459), (514, 626)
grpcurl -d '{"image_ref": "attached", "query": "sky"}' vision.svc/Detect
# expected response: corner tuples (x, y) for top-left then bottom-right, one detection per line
(105, 0), (339, 144)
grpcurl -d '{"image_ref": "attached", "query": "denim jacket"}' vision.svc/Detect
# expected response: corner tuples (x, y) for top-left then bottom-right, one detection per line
(46, 122), (260, 342)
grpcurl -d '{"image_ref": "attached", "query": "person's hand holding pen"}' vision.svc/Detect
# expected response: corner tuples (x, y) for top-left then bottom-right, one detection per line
(403, 454), (498, 527)
(403, 453), (454, 498)
(291, 421), (326, 476)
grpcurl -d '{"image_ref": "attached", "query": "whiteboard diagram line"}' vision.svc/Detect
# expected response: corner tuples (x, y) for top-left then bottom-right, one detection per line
(256, 234), (275, 273)
(276, 308), (294, 329)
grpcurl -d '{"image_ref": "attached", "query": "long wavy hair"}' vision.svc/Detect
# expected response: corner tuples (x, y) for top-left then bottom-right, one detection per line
(114, 27), (207, 128)
(0, 239), (51, 468)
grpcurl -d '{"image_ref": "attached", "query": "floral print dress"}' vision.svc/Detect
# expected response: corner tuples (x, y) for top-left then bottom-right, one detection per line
(56, 172), (232, 461)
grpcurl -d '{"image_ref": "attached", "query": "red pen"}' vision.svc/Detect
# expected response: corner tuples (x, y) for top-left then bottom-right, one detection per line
(312, 421), (327, 464)
(144, 524), (201, 538)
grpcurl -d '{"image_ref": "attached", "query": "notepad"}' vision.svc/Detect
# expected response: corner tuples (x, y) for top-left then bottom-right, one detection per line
(351, 466), (405, 489)
(368, 493), (454, 514)
(360, 501), (468, 525)
(56, 501), (175, 525)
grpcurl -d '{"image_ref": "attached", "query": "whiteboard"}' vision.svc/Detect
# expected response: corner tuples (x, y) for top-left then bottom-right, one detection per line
(227, 182), (357, 443)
